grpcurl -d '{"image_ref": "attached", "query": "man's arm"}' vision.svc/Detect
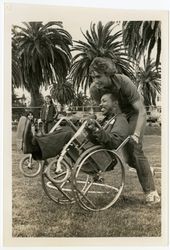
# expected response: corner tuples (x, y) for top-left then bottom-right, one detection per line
(131, 98), (147, 142)
(91, 129), (124, 149)
(86, 115), (129, 149)
(118, 74), (146, 142)
(53, 105), (58, 120)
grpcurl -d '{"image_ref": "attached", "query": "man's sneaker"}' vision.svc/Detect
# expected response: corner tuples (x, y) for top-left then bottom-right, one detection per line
(23, 118), (33, 154)
(16, 116), (27, 150)
(17, 116), (33, 154)
(145, 190), (160, 205)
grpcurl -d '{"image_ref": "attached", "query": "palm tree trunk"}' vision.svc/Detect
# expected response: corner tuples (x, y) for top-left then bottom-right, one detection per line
(29, 88), (44, 117)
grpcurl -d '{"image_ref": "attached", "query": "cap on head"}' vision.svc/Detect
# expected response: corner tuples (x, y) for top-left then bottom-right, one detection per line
(89, 57), (117, 76)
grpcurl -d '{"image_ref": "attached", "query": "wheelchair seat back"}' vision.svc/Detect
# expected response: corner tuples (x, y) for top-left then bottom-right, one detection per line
(64, 136), (114, 172)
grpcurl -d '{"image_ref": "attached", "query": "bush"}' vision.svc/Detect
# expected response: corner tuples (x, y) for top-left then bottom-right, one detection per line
(144, 125), (161, 136)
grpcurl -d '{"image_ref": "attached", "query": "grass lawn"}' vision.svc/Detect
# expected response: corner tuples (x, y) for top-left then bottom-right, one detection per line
(12, 131), (161, 238)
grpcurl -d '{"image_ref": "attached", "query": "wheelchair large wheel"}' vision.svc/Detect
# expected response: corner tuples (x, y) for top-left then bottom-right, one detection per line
(72, 147), (125, 211)
(41, 159), (75, 204)
(19, 154), (42, 177)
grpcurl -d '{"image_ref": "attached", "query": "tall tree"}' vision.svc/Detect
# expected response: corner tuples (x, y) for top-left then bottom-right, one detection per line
(12, 21), (72, 106)
(12, 36), (23, 89)
(50, 78), (75, 111)
(72, 92), (90, 107)
(70, 21), (134, 93)
(136, 58), (161, 106)
(122, 21), (161, 68)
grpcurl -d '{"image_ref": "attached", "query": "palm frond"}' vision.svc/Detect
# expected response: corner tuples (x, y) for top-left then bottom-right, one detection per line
(136, 58), (161, 105)
(122, 21), (161, 68)
(12, 21), (72, 102)
(71, 21), (134, 92)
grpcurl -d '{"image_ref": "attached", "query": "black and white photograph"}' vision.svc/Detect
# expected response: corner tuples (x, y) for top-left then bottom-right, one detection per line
(3, 2), (169, 247)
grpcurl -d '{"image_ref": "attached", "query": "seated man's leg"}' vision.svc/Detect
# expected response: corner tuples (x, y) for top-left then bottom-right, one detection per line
(17, 116), (74, 160)
(35, 131), (74, 160)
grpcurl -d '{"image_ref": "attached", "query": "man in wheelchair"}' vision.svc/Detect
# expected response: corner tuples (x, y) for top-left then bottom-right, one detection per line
(17, 92), (129, 171)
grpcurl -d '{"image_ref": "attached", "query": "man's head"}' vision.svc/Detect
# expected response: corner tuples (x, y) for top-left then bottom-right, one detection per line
(27, 112), (34, 121)
(100, 93), (119, 116)
(89, 57), (117, 76)
(45, 95), (52, 105)
(89, 57), (118, 104)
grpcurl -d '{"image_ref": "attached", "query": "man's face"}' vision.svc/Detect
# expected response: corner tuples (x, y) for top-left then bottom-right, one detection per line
(27, 113), (33, 121)
(91, 71), (112, 90)
(45, 97), (51, 104)
(100, 94), (116, 116)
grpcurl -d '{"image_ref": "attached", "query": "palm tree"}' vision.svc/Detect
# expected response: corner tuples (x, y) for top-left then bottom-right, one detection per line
(136, 57), (161, 106)
(71, 91), (93, 111)
(50, 78), (75, 111)
(12, 36), (23, 89)
(72, 92), (88, 107)
(122, 21), (161, 68)
(70, 21), (134, 93)
(12, 21), (72, 106)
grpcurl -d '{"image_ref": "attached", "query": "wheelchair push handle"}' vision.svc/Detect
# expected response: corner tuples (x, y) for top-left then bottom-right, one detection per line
(115, 136), (131, 152)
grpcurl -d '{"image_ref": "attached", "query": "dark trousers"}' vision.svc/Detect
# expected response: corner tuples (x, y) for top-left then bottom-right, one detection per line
(32, 126), (114, 173)
(126, 114), (155, 193)
(32, 127), (74, 160)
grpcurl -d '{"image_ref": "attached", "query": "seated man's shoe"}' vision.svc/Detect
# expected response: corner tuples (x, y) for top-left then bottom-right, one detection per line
(16, 116), (27, 150)
(145, 190), (160, 205)
(23, 118), (33, 154)
(17, 116), (33, 154)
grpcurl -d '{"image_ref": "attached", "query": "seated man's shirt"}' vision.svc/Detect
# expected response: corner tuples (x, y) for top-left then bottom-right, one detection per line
(87, 113), (129, 150)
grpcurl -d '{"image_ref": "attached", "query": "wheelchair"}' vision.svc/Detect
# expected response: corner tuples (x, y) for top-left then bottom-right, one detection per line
(40, 117), (130, 211)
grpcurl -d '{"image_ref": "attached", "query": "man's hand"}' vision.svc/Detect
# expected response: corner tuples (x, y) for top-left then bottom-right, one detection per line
(85, 119), (97, 132)
(131, 134), (139, 144)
